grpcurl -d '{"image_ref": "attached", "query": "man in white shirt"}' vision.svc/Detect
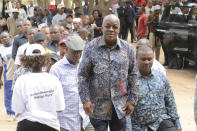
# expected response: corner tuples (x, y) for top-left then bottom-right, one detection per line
(14, 28), (38, 67)
(27, 0), (34, 18)
(52, 4), (67, 25)
(50, 35), (92, 131)
(0, 32), (17, 121)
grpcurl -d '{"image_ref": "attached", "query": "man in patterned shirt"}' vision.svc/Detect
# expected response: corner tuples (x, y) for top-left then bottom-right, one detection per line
(131, 46), (182, 131)
(78, 14), (138, 131)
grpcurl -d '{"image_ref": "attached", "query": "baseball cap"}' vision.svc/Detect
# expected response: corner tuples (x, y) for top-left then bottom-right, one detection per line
(50, 53), (60, 62)
(153, 5), (161, 11)
(57, 4), (64, 9)
(33, 32), (46, 42)
(25, 44), (46, 56)
(66, 35), (85, 51)
(49, 5), (56, 10)
(73, 18), (81, 23)
(58, 39), (67, 45)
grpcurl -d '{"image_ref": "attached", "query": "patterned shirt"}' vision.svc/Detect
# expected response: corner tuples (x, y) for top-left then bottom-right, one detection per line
(131, 69), (181, 131)
(50, 56), (89, 131)
(78, 36), (138, 120)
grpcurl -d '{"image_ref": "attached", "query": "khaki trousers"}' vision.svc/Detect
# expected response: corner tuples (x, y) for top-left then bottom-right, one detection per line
(149, 32), (161, 61)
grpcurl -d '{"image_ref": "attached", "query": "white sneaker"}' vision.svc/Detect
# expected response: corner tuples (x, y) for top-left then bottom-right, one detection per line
(7, 115), (15, 122)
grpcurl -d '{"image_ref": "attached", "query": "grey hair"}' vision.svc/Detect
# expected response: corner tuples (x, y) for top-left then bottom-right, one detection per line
(102, 14), (120, 27)
(136, 45), (153, 57)
(136, 39), (151, 47)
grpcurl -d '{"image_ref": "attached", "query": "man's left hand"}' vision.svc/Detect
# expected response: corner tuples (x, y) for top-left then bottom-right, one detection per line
(122, 102), (134, 116)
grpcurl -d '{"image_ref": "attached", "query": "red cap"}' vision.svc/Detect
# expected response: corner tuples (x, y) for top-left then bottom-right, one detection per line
(49, 5), (56, 10)
(58, 39), (67, 45)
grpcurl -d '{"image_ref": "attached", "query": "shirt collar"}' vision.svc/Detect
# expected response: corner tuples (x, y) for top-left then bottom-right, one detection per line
(62, 56), (70, 65)
(97, 36), (122, 49)
(138, 69), (155, 78)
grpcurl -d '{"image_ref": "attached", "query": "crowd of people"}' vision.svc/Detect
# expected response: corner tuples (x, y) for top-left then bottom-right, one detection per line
(1, 0), (197, 131)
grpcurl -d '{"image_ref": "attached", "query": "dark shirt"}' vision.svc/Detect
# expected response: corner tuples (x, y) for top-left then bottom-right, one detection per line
(117, 7), (125, 20)
(46, 15), (53, 26)
(12, 33), (28, 60)
(83, 5), (89, 15)
(46, 40), (59, 53)
(125, 6), (136, 24)
(30, 15), (45, 27)
(94, 18), (103, 38)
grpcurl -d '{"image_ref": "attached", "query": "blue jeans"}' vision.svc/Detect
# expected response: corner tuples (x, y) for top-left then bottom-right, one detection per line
(4, 69), (15, 115)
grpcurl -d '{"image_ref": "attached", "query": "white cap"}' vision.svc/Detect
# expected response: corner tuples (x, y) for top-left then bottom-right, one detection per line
(73, 18), (81, 23)
(25, 44), (46, 56)
(153, 5), (161, 11)
(57, 4), (64, 9)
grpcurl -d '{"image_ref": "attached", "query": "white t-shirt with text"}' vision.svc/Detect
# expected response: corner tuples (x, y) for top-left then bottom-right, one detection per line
(12, 72), (65, 130)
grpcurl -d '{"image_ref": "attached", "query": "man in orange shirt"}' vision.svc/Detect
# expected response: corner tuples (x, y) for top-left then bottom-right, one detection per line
(136, 6), (148, 40)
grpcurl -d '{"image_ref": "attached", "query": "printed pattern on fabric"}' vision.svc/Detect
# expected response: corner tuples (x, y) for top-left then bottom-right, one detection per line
(131, 69), (181, 131)
(78, 36), (138, 120)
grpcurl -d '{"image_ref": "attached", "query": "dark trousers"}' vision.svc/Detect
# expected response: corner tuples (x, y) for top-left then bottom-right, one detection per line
(119, 20), (126, 39)
(17, 119), (58, 131)
(124, 22), (134, 42)
(90, 106), (126, 131)
(148, 120), (177, 131)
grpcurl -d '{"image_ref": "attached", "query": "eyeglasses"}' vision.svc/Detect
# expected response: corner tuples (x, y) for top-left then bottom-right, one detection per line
(105, 25), (119, 30)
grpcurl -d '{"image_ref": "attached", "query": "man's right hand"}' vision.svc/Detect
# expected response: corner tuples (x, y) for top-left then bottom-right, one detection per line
(83, 101), (93, 115)
(0, 80), (3, 89)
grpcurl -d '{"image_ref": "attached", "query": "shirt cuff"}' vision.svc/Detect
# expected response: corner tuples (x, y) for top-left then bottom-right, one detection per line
(127, 97), (137, 106)
(175, 119), (181, 129)
(80, 95), (90, 104)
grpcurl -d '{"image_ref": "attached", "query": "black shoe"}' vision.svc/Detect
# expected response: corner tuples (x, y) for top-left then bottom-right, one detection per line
(163, 62), (168, 66)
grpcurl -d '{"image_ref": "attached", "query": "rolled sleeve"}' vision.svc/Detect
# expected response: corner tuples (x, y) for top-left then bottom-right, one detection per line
(78, 46), (92, 104)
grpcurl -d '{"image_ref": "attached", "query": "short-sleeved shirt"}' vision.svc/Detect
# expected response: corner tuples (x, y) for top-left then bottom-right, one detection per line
(15, 42), (30, 66)
(12, 72), (65, 130)
(0, 43), (17, 80)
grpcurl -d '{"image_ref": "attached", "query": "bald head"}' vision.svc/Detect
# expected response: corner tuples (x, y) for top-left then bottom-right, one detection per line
(102, 14), (120, 27)
(102, 14), (120, 47)
(136, 39), (151, 49)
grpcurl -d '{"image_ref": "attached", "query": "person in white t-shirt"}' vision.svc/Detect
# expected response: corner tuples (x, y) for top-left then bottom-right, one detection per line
(12, 44), (65, 131)
(52, 4), (67, 25)
(0, 32), (17, 121)
(14, 28), (38, 67)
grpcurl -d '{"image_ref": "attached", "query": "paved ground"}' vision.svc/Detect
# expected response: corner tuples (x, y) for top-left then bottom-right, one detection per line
(0, 46), (196, 131)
